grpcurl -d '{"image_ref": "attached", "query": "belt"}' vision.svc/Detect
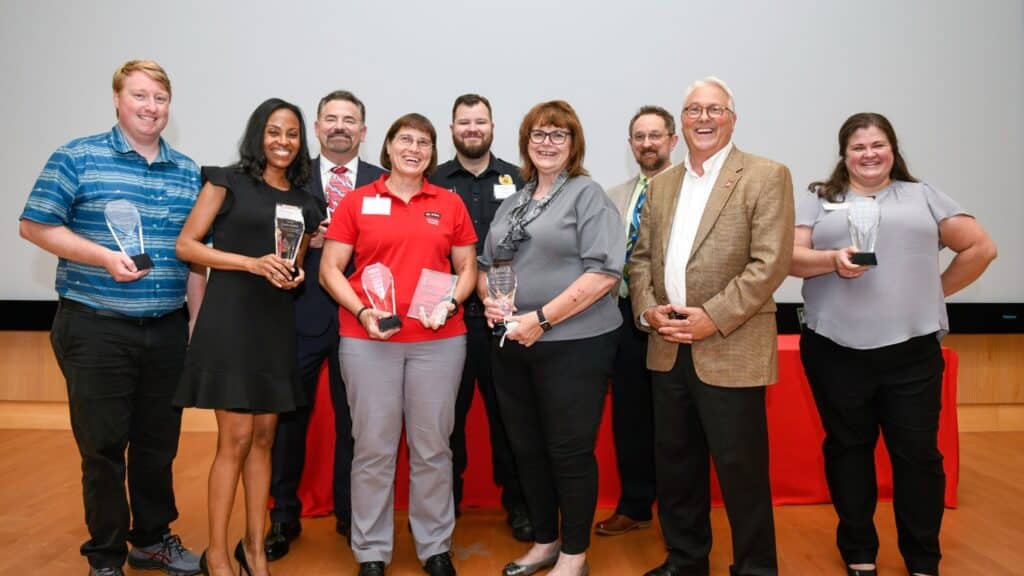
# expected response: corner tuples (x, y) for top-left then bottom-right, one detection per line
(58, 298), (182, 326)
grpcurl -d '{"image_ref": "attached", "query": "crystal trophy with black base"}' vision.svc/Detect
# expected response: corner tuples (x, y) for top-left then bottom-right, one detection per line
(848, 196), (880, 266)
(275, 204), (305, 269)
(363, 262), (402, 331)
(105, 200), (153, 270)
(487, 263), (518, 338)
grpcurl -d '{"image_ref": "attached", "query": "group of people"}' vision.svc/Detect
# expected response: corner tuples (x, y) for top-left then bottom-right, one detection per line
(18, 59), (996, 576)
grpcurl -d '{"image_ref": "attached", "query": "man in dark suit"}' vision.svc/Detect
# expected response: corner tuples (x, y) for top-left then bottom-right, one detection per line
(630, 77), (794, 576)
(265, 90), (386, 561)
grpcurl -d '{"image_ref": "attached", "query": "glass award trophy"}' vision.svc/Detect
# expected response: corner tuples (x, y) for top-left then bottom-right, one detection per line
(848, 197), (880, 266)
(104, 200), (153, 270)
(408, 268), (457, 326)
(487, 263), (518, 337)
(275, 204), (305, 266)
(362, 262), (402, 331)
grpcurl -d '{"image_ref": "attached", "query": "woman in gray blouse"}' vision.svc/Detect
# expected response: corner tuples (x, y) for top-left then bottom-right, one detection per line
(790, 112), (996, 576)
(478, 100), (624, 576)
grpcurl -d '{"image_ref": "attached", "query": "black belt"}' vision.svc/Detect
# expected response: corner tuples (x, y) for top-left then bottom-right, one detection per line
(59, 298), (182, 326)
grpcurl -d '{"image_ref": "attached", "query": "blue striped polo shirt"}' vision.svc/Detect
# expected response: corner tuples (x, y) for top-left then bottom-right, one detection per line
(20, 125), (201, 317)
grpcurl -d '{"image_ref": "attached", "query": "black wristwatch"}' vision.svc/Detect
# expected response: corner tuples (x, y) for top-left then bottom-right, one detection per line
(446, 297), (460, 319)
(536, 307), (552, 331)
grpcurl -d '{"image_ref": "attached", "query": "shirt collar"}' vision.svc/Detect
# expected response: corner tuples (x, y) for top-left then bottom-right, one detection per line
(321, 155), (360, 177)
(371, 176), (439, 198)
(683, 141), (734, 177)
(109, 124), (176, 165)
(440, 153), (502, 178)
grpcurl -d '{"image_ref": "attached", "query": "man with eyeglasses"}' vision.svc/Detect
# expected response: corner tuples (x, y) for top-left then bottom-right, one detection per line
(427, 94), (532, 542)
(629, 77), (794, 576)
(595, 105), (679, 538)
(265, 90), (387, 561)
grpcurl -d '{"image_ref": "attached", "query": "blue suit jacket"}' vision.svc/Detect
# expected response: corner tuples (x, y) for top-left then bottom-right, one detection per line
(295, 157), (387, 337)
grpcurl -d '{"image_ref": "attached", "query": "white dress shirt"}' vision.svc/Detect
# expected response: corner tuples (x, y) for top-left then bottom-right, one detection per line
(319, 155), (361, 199)
(664, 142), (733, 306)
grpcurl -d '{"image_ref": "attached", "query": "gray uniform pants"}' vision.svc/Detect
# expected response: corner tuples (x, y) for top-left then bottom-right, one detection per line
(340, 335), (465, 564)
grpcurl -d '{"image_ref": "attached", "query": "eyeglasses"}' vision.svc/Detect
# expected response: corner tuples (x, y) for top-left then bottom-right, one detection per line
(682, 104), (732, 119)
(395, 134), (433, 149)
(631, 132), (671, 144)
(529, 129), (571, 145)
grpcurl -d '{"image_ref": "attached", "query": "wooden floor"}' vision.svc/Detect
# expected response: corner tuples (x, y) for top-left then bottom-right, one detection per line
(0, 431), (1021, 575)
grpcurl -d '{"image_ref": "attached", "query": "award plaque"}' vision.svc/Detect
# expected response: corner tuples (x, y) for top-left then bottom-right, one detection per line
(487, 264), (518, 337)
(847, 197), (880, 266)
(104, 200), (153, 270)
(275, 204), (305, 266)
(408, 268), (457, 325)
(362, 262), (402, 331)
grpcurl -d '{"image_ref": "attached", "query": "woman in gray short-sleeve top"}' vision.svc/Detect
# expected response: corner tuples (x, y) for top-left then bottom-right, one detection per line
(789, 113), (996, 576)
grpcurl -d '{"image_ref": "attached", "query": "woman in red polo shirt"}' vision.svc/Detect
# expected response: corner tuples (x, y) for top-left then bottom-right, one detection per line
(320, 113), (477, 576)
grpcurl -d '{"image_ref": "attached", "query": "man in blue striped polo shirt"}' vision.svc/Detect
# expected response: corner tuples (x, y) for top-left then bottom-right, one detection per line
(19, 60), (205, 576)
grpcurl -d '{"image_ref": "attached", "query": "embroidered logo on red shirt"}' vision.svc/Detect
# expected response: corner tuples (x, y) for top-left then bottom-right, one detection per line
(424, 211), (441, 225)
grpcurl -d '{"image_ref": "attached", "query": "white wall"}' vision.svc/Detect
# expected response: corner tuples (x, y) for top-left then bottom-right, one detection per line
(2, 0), (1020, 302)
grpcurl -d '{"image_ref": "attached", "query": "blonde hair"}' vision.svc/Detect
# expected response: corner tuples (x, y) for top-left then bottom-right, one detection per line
(112, 60), (171, 97)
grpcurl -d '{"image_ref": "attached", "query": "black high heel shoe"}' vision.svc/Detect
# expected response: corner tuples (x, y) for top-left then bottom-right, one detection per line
(234, 540), (253, 576)
(199, 550), (210, 576)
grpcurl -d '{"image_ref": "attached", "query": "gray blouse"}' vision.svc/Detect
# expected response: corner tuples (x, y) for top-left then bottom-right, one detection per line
(795, 180), (967, 349)
(479, 175), (625, 342)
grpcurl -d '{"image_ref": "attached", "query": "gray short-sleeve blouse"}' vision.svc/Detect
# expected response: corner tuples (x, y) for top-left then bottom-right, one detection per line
(479, 175), (625, 342)
(796, 180), (967, 349)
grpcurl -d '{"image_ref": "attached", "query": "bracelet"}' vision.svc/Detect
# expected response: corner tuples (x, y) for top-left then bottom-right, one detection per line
(355, 306), (370, 323)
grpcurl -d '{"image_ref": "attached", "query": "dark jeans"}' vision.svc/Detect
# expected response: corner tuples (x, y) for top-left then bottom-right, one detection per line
(50, 300), (187, 569)
(270, 328), (353, 524)
(493, 330), (617, 555)
(609, 297), (656, 520)
(801, 328), (945, 576)
(450, 315), (524, 512)
(652, 345), (777, 576)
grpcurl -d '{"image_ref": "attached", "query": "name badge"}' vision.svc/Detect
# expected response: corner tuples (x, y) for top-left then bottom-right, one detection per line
(362, 195), (391, 215)
(493, 184), (516, 200)
(823, 202), (849, 211)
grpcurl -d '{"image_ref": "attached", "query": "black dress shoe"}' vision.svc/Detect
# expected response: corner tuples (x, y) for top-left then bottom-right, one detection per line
(264, 519), (302, 561)
(423, 552), (456, 576)
(502, 552), (558, 576)
(358, 561), (386, 576)
(847, 566), (877, 576)
(506, 508), (534, 542)
(643, 558), (707, 576)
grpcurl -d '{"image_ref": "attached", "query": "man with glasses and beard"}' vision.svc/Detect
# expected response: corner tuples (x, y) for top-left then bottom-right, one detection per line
(265, 90), (386, 561)
(596, 106), (679, 538)
(428, 94), (531, 541)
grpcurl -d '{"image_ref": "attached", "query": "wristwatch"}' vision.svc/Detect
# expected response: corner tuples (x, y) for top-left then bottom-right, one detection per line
(446, 297), (460, 319)
(536, 307), (552, 332)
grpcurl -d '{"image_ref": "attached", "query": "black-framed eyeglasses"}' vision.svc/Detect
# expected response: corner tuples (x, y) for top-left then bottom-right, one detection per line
(682, 104), (732, 119)
(529, 129), (571, 145)
(631, 131), (672, 144)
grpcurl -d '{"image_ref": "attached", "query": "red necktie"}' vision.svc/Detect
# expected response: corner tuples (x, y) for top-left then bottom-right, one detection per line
(326, 165), (353, 215)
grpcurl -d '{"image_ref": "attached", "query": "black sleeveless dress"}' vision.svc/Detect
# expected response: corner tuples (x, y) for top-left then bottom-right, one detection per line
(174, 166), (323, 412)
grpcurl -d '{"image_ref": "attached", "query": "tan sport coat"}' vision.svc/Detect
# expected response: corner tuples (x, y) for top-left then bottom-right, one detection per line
(628, 147), (794, 387)
(606, 175), (641, 296)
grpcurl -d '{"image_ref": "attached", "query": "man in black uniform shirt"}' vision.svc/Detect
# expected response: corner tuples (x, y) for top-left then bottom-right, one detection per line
(429, 94), (532, 541)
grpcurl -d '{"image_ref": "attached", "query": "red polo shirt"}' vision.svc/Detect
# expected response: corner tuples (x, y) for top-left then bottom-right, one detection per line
(325, 175), (477, 343)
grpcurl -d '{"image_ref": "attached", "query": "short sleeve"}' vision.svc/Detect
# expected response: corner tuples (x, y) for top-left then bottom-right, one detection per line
(795, 189), (824, 228)
(20, 145), (80, 226)
(575, 180), (625, 277)
(449, 192), (478, 247)
(324, 187), (359, 245)
(201, 166), (235, 215)
(922, 182), (968, 224)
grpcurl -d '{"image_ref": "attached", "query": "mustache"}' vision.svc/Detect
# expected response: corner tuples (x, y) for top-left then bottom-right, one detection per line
(328, 129), (352, 138)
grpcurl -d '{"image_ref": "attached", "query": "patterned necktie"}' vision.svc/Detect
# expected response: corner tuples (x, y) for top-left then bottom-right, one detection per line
(325, 165), (353, 215)
(621, 176), (649, 294)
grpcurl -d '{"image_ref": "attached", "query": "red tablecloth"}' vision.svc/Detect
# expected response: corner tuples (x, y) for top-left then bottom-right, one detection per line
(296, 335), (959, 515)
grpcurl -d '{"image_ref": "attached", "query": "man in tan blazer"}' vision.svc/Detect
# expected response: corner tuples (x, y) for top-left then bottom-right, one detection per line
(630, 77), (794, 576)
(595, 105), (678, 537)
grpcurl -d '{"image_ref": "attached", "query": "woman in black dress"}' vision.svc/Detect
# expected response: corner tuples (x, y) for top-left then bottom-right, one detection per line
(175, 98), (322, 576)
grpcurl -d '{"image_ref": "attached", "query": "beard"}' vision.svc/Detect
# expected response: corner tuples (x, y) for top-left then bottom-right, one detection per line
(637, 149), (670, 174)
(453, 132), (493, 160)
(323, 130), (356, 155)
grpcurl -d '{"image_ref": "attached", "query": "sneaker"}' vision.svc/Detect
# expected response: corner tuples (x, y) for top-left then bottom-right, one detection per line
(88, 568), (125, 576)
(128, 533), (201, 575)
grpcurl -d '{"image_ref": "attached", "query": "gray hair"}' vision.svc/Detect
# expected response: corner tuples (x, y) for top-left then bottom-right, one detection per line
(683, 76), (736, 113)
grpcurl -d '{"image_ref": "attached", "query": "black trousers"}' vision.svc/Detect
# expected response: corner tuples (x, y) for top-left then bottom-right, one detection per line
(652, 345), (777, 576)
(450, 315), (524, 511)
(269, 327), (353, 524)
(50, 301), (187, 569)
(493, 331), (617, 554)
(609, 297), (656, 520)
(801, 328), (945, 576)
